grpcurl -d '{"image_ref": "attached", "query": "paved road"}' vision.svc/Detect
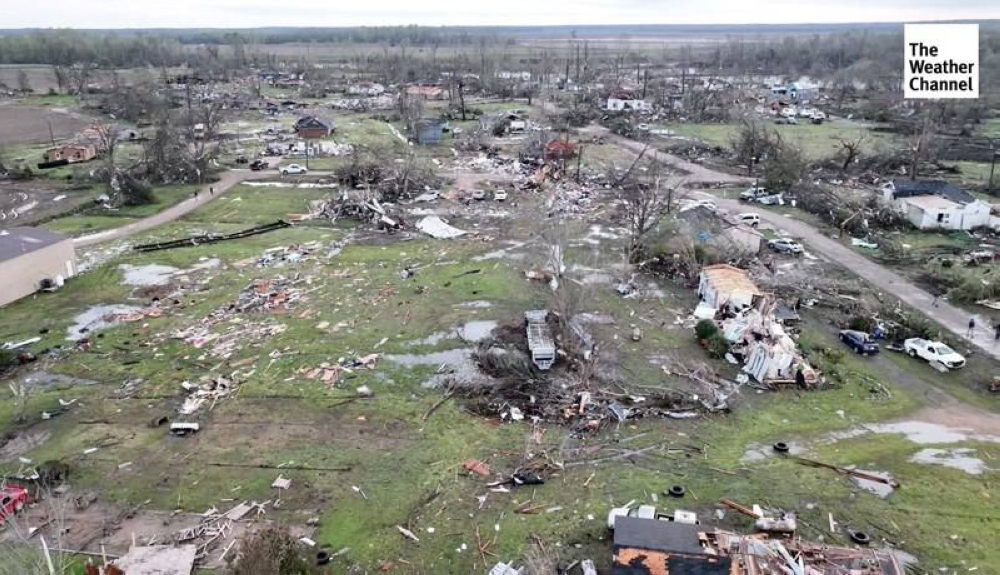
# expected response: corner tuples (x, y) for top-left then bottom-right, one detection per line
(710, 195), (1000, 362)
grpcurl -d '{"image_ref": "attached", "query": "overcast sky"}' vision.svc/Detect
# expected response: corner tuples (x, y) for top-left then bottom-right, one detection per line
(5, 0), (999, 28)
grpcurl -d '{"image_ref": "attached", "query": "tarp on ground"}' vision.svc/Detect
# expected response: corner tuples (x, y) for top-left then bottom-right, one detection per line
(416, 216), (467, 239)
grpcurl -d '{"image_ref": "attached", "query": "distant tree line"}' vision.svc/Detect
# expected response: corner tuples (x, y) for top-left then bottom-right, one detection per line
(0, 27), (512, 67)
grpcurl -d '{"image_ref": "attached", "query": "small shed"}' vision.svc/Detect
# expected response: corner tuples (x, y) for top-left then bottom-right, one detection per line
(414, 119), (446, 145)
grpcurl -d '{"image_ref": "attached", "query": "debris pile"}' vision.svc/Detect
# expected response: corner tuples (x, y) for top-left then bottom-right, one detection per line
(297, 354), (380, 386)
(233, 277), (305, 313)
(255, 242), (321, 268)
(179, 372), (244, 415)
(174, 320), (287, 360)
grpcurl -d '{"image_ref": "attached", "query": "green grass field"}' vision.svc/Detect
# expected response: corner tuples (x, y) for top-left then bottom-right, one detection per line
(41, 184), (199, 236)
(661, 121), (899, 161)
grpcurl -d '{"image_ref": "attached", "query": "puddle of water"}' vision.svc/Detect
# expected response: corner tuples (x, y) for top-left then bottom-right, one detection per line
(910, 448), (989, 475)
(849, 469), (896, 498)
(120, 264), (180, 286)
(16, 370), (97, 389)
(472, 241), (527, 262)
(411, 331), (457, 346)
(458, 320), (497, 342)
(384, 348), (479, 388)
(575, 312), (616, 325)
(67, 304), (144, 340)
(456, 300), (493, 309)
(190, 257), (221, 271)
(864, 421), (1000, 444)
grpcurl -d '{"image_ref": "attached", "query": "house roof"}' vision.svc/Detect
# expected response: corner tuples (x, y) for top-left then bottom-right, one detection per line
(892, 179), (975, 204)
(295, 115), (333, 130)
(901, 194), (960, 211)
(0, 227), (70, 263)
(701, 264), (761, 296)
(613, 517), (709, 556)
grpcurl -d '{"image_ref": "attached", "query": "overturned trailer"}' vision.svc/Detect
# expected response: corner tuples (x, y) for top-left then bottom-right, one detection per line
(525, 310), (556, 370)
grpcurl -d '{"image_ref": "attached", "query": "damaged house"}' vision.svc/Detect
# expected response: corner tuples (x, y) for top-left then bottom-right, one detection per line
(882, 179), (992, 231)
(613, 515), (903, 575)
(695, 264), (817, 386)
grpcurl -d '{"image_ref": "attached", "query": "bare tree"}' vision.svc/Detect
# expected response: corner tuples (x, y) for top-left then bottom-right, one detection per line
(836, 129), (868, 172)
(907, 113), (939, 180)
(184, 101), (225, 184)
(731, 117), (775, 176)
(94, 122), (121, 199)
(16, 70), (31, 94)
(617, 159), (686, 264)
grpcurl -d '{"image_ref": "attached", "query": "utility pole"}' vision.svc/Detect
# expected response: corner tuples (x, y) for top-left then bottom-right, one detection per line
(988, 140), (998, 195)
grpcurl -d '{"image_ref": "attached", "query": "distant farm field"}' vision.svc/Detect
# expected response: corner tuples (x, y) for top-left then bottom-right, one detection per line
(0, 104), (91, 146)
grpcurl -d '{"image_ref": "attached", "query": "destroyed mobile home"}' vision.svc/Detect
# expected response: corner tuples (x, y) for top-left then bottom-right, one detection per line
(610, 510), (903, 575)
(696, 264), (820, 387)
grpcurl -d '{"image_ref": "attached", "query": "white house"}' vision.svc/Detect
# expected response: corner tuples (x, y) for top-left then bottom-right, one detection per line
(497, 71), (532, 81)
(347, 82), (385, 96)
(882, 180), (992, 231)
(606, 91), (652, 113)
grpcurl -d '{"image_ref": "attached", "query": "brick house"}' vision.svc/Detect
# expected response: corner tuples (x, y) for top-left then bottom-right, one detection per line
(44, 143), (97, 163)
(294, 116), (334, 139)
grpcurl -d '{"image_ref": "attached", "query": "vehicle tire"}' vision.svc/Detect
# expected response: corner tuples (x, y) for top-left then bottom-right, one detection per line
(839, 333), (846, 342)
(316, 551), (331, 565)
(751, 222), (759, 228)
(667, 485), (685, 498)
(849, 530), (871, 545)
(908, 349), (917, 358)
(773, 442), (790, 453)
(281, 170), (288, 176)
(855, 346), (862, 354)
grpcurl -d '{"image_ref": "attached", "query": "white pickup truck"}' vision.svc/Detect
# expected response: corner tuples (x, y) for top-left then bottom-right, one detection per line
(903, 338), (966, 369)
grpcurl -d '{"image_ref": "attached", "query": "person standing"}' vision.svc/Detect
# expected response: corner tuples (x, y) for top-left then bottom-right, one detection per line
(967, 317), (976, 338)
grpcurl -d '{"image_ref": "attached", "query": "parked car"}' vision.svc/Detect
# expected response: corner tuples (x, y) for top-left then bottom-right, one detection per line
(810, 111), (827, 124)
(737, 213), (761, 227)
(249, 159), (268, 171)
(493, 190), (508, 201)
(768, 238), (804, 254)
(740, 186), (768, 202)
(757, 193), (786, 205)
(679, 199), (718, 213)
(775, 116), (798, 125)
(280, 164), (308, 175)
(472, 189), (487, 201)
(903, 338), (966, 369)
(0, 484), (30, 524)
(839, 330), (880, 355)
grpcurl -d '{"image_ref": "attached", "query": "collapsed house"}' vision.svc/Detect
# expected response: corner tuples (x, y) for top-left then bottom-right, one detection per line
(695, 264), (818, 386)
(612, 515), (903, 575)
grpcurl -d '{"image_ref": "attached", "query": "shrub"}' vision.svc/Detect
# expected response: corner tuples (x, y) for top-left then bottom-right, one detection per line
(229, 526), (311, 575)
(705, 333), (731, 359)
(695, 319), (719, 341)
(847, 316), (873, 333)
